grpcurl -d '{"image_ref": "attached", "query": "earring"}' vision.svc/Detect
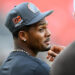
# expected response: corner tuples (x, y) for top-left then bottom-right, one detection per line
(24, 39), (26, 42)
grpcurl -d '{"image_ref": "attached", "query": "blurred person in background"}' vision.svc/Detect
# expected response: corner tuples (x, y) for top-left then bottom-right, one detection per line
(0, 2), (64, 75)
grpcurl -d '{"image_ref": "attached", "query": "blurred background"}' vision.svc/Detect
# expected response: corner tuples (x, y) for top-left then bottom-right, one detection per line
(0, 0), (75, 65)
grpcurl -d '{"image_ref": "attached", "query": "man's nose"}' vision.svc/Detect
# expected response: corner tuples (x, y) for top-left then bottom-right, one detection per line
(45, 29), (51, 37)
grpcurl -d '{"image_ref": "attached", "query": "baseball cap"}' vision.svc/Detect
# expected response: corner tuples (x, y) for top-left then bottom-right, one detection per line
(5, 2), (54, 33)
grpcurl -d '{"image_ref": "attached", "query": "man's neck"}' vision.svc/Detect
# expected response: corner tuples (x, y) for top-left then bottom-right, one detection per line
(15, 46), (36, 57)
(14, 39), (37, 57)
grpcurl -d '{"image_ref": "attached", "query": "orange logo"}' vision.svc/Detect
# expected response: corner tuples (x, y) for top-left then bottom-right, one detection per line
(12, 16), (22, 24)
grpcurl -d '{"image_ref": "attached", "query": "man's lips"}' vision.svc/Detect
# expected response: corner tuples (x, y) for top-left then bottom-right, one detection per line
(44, 38), (50, 45)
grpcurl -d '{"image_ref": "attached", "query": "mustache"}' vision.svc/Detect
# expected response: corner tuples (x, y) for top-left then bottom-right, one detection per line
(44, 38), (50, 42)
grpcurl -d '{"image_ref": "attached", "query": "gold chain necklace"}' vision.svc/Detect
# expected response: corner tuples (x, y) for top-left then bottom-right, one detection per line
(13, 49), (30, 56)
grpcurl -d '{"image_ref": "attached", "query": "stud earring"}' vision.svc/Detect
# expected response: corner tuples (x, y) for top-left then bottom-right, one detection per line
(24, 39), (26, 42)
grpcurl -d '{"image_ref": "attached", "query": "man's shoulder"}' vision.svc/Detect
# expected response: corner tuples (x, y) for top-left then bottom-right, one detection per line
(0, 51), (50, 75)
(7, 51), (50, 70)
(5, 51), (40, 68)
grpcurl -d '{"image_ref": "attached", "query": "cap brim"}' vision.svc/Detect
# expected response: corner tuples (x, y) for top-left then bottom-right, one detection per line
(26, 10), (54, 25)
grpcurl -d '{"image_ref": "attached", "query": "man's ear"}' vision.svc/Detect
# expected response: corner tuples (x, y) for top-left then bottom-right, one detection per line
(18, 31), (28, 41)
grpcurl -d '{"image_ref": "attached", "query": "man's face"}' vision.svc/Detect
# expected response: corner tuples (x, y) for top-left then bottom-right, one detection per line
(25, 19), (51, 52)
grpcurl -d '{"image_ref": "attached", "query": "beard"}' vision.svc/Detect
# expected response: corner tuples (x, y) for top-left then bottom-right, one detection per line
(26, 40), (51, 55)
(42, 46), (51, 51)
(26, 34), (51, 54)
(39, 45), (51, 52)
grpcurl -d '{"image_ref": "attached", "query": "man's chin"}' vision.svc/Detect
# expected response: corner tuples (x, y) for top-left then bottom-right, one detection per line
(45, 44), (51, 50)
(45, 47), (51, 51)
(41, 46), (51, 52)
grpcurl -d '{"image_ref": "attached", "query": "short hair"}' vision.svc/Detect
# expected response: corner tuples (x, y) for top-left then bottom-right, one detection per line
(12, 23), (37, 38)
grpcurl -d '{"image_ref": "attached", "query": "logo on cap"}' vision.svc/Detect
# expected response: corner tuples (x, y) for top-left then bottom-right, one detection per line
(28, 3), (39, 13)
(12, 16), (23, 27)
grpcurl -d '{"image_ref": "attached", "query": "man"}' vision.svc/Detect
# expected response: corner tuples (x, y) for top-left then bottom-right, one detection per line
(0, 2), (63, 75)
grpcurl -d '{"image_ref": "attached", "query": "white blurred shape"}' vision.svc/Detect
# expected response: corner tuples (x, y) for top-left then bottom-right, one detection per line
(74, 0), (75, 11)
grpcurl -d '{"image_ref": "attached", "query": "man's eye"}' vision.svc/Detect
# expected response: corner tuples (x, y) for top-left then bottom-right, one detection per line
(39, 28), (44, 32)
